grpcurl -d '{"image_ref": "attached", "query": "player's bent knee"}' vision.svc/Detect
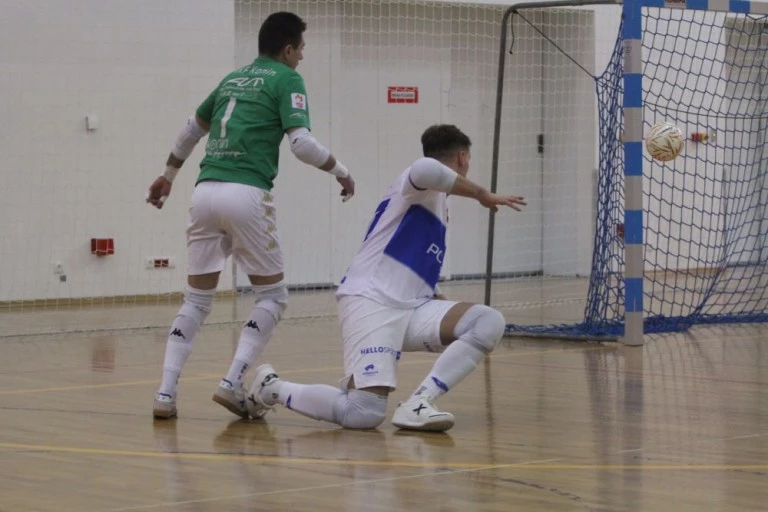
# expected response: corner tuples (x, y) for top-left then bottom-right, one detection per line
(252, 281), (289, 322)
(457, 305), (506, 354)
(481, 307), (507, 351)
(179, 286), (216, 325)
(336, 389), (387, 429)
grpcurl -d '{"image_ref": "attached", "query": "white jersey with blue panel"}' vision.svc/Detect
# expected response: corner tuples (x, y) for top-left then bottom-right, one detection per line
(336, 157), (453, 309)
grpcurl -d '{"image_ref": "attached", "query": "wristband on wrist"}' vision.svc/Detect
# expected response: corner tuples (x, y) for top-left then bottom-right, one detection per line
(328, 161), (349, 179)
(163, 166), (179, 183)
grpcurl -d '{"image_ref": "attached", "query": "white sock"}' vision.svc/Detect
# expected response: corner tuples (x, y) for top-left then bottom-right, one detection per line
(159, 372), (184, 397)
(157, 286), (215, 396)
(266, 381), (343, 423)
(410, 338), (486, 401)
(224, 306), (278, 387)
(158, 313), (203, 395)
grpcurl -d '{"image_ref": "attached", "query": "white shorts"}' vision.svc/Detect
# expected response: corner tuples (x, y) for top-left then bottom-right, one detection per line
(186, 181), (284, 276)
(338, 295), (459, 390)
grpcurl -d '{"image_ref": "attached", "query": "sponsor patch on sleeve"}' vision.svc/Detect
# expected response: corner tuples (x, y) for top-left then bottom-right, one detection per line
(291, 93), (306, 110)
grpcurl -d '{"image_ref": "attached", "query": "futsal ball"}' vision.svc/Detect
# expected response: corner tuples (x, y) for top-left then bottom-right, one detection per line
(645, 121), (685, 162)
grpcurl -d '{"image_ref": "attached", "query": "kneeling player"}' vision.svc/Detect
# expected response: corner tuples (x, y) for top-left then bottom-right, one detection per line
(246, 124), (526, 431)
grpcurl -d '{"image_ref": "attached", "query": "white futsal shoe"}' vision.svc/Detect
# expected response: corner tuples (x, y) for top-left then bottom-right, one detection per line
(153, 392), (177, 419)
(245, 364), (281, 419)
(391, 395), (455, 432)
(212, 379), (249, 419)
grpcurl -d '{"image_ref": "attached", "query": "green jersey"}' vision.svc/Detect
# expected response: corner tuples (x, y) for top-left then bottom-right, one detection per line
(194, 56), (312, 190)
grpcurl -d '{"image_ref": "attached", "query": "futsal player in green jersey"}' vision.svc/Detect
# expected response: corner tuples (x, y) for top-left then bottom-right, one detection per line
(146, 12), (355, 419)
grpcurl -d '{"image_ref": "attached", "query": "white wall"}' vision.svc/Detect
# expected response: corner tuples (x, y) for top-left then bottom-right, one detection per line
(235, 2), (598, 286)
(0, 0), (235, 302)
(0, 0), (608, 302)
(444, 6), (544, 277)
(710, 14), (768, 268)
(594, 4), (622, 75)
(488, 8), (599, 278)
(541, 9), (597, 277)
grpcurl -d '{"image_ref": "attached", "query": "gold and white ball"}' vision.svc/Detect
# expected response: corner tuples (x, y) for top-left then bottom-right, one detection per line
(645, 121), (684, 162)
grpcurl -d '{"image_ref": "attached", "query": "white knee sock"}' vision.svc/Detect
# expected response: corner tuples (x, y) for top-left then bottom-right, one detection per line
(224, 283), (287, 388)
(224, 306), (278, 387)
(410, 339), (486, 401)
(265, 383), (386, 428)
(267, 381), (343, 422)
(158, 286), (215, 396)
(409, 305), (505, 401)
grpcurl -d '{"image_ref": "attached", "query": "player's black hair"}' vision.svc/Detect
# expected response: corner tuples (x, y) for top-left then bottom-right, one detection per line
(421, 124), (472, 160)
(259, 12), (307, 57)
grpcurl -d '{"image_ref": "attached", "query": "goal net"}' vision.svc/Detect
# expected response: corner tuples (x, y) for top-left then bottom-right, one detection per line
(500, 1), (768, 342)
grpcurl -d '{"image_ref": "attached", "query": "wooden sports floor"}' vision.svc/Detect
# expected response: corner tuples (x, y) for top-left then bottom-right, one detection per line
(1, 281), (767, 511)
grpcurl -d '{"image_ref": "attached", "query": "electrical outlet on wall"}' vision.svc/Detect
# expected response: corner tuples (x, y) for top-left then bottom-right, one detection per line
(146, 257), (175, 269)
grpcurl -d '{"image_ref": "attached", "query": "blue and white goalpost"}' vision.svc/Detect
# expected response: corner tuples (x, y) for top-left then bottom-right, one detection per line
(491, 0), (768, 345)
(622, 0), (768, 345)
(622, 0), (648, 346)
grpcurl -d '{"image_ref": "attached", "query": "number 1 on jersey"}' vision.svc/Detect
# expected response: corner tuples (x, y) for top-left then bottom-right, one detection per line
(220, 97), (237, 138)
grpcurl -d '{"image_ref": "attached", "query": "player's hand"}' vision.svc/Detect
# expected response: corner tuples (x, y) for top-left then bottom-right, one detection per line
(434, 293), (448, 300)
(478, 190), (526, 213)
(146, 176), (172, 209)
(337, 174), (355, 202)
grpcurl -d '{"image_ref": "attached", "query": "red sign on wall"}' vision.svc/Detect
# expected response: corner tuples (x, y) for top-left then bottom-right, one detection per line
(387, 86), (419, 104)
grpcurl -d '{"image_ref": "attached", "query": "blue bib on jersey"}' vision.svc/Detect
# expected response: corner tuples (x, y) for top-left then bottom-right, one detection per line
(383, 204), (446, 288)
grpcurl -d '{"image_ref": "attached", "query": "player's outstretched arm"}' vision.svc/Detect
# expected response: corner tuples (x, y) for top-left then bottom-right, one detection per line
(450, 176), (526, 213)
(147, 115), (210, 209)
(287, 127), (355, 202)
(408, 157), (526, 213)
